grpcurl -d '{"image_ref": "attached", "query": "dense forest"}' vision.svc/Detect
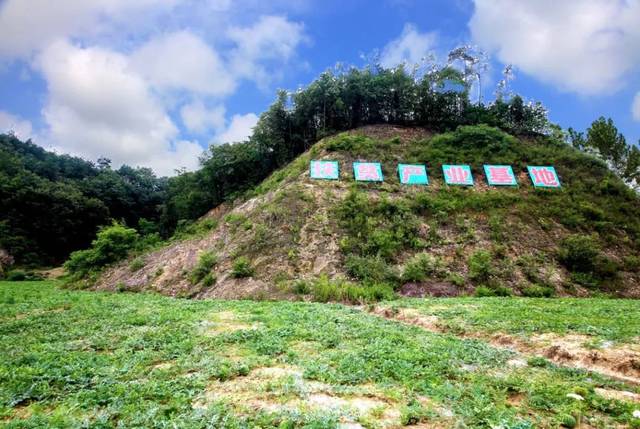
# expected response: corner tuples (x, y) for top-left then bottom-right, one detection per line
(0, 135), (166, 266)
(2, 57), (639, 269)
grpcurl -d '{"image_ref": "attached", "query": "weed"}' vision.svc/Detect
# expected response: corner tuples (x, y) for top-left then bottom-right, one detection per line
(522, 284), (555, 298)
(402, 253), (442, 282)
(129, 257), (145, 272)
(468, 250), (494, 282)
(345, 255), (399, 285)
(189, 251), (218, 285)
(231, 257), (254, 278)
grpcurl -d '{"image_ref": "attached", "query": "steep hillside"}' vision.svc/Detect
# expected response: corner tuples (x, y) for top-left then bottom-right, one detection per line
(94, 124), (640, 299)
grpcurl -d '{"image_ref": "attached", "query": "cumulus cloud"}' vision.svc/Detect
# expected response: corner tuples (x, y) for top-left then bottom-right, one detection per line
(0, 0), (308, 175)
(380, 24), (437, 68)
(228, 15), (306, 87)
(130, 31), (236, 96)
(214, 113), (259, 144)
(633, 92), (640, 122)
(470, 0), (640, 95)
(0, 110), (33, 140)
(0, 0), (177, 58)
(180, 101), (226, 134)
(35, 40), (202, 176)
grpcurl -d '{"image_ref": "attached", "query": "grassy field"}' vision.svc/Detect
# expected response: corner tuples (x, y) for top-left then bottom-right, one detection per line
(381, 298), (640, 343)
(1, 281), (640, 428)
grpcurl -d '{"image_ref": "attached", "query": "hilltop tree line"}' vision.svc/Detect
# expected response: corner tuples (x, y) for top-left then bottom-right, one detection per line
(2, 55), (640, 268)
(161, 63), (549, 231)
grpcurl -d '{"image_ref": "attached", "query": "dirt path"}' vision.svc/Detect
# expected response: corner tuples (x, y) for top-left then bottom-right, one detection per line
(368, 306), (640, 387)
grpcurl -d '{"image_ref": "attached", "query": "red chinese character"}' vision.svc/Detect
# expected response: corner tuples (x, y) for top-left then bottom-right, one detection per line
(402, 165), (423, 182)
(531, 168), (558, 186)
(488, 166), (513, 184)
(357, 164), (381, 180)
(446, 166), (470, 184)
(313, 163), (336, 177)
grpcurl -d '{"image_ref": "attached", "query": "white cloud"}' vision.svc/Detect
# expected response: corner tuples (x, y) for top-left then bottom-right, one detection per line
(130, 31), (236, 96)
(180, 101), (226, 134)
(470, 0), (640, 95)
(633, 92), (640, 122)
(0, 110), (33, 140)
(35, 40), (201, 176)
(214, 113), (259, 144)
(228, 15), (306, 87)
(0, 2), (308, 175)
(0, 0), (177, 58)
(380, 24), (438, 68)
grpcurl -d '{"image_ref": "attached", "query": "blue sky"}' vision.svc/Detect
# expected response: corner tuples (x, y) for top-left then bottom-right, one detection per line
(1, 0), (639, 176)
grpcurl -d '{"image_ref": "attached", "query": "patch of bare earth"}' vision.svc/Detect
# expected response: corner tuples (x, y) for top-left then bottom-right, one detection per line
(199, 310), (263, 335)
(370, 306), (640, 386)
(193, 364), (450, 428)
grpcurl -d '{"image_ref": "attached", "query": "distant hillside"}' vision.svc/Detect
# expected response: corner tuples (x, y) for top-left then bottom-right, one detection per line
(0, 134), (166, 265)
(93, 124), (640, 299)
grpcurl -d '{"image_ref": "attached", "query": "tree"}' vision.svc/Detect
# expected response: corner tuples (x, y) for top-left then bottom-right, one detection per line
(586, 117), (628, 174)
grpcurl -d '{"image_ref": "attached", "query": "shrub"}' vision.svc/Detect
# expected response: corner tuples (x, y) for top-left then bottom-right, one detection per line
(231, 256), (254, 278)
(402, 253), (441, 282)
(202, 273), (216, 287)
(335, 191), (422, 261)
(623, 255), (640, 272)
(293, 279), (311, 294)
(345, 255), (399, 285)
(522, 284), (555, 298)
(446, 272), (465, 287)
(558, 234), (600, 273)
(6, 270), (44, 281)
(475, 284), (512, 297)
(129, 258), (145, 272)
(64, 222), (139, 279)
(474, 286), (495, 297)
(558, 414), (577, 428)
(310, 275), (394, 304)
(468, 250), (493, 282)
(6, 270), (26, 281)
(190, 251), (218, 285)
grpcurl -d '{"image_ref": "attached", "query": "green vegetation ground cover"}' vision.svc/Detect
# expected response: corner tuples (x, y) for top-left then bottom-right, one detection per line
(2, 282), (640, 428)
(384, 298), (640, 343)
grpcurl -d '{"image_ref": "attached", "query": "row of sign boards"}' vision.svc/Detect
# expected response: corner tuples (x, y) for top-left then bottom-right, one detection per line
(310, 161), (561, 188)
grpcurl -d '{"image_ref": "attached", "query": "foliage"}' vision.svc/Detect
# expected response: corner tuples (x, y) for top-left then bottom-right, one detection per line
(160, 62), (550, 231)
(1, 281), (637, 427)
(63, 223), (139, 280)
(522, 285), (555, 298)
(568, 117), (640, 190)
(558, 234), (619, 286)
(401, 253), (442, 282)
(189, 251), (218, 285)
(5, 270), (43, 281)
(309, 275), (394, 303)
(391, 296), (640, 341)
(335, 190), (422, 261)
(468, 250), (493, 282)
(231, 256), (254, 278)
(475, 285), (512, 297)
(0, 134), (166, 265)
(345, 255), (399, 286)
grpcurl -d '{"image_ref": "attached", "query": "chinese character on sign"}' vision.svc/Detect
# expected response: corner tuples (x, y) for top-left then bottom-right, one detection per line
(398, 164), (428, 185)
(310, 160), (339, 180)
(353, 162), (384, 182)
(484, 165), (517, 186)
(442, 165), (473, 186)
(527, 166), (561, 188)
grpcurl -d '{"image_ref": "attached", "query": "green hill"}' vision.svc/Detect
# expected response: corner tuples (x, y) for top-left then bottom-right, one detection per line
(89, 123), (640, 299)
